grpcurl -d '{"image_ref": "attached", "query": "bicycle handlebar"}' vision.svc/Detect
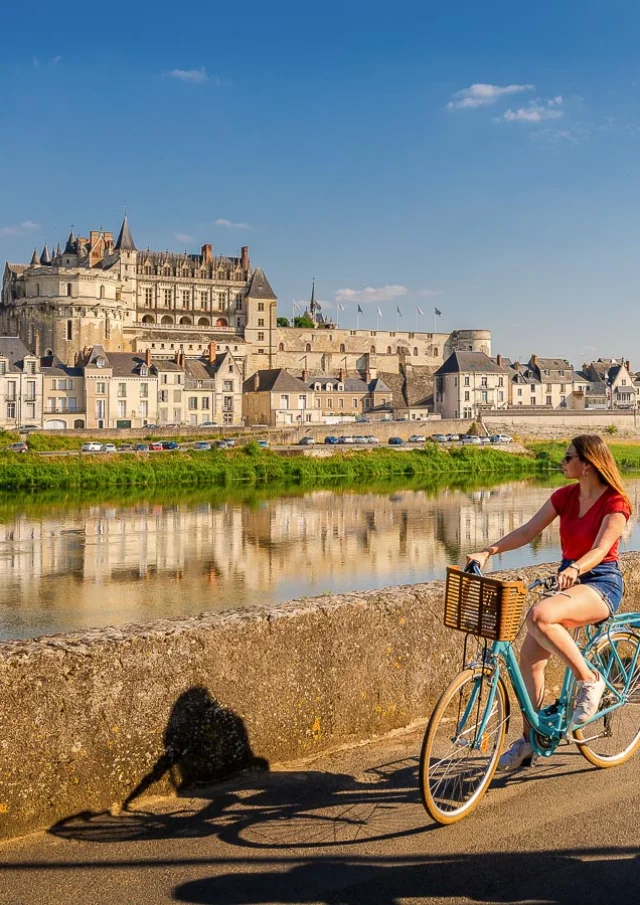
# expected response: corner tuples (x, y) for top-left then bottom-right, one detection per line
(464, 561), (571, 593)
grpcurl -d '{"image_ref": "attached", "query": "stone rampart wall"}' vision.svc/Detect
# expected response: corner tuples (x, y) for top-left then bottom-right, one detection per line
(2, 555), (640, 840)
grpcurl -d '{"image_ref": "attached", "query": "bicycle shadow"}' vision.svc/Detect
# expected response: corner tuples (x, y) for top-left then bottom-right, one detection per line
(172, 847), (640, 904)
(49, 687), (432, 850)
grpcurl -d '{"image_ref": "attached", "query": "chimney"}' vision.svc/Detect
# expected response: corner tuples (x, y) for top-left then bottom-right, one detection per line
(339, 367), (345, 382)
(201, 243), (213, 263)
(175, 350), (180, 364)
(513, 360), (520, 370)
(496, 354), (502, 367)
(145, 348), (152, 367)
(530, 354), (538, 365)
(302, 368), (308, 383)
(365, 368), (371, 384)
(241, 246), (249, 271)
(626, 360), (631, 371)
(253, 372), (260, 391)
(208, 340), (217, 363)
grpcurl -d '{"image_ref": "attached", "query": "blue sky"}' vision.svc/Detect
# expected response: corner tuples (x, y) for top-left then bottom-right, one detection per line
(2, 0), (640, 368)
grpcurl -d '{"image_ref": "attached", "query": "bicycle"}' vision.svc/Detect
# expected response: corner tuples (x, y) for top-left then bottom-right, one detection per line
(419, 563), (640, 825)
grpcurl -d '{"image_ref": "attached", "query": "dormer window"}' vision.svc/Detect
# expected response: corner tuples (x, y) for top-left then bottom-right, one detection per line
(0, 360), (7, 376)
(314, 383), (321, 391)
(96, 356), (106, 368)
(338, 383), (344, 391)
(140, 365), (149, 377)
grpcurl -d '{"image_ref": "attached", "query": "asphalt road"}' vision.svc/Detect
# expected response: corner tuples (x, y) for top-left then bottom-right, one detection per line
(1, 722), (639, 905)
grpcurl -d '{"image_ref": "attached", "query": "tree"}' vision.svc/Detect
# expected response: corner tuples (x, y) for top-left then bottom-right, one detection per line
(294, 314), (315, 328)
(276, 317), (290, 327)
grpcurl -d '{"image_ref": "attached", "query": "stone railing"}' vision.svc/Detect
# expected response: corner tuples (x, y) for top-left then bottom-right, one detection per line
(2, 554), (640, 840)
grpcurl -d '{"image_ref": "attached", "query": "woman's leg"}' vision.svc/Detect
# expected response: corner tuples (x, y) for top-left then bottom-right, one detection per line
(526, 585), (609, 682)
(519, 631), (551, 735)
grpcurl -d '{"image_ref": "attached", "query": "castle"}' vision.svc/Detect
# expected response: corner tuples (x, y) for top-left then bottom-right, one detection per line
(2, 217), (491, 406)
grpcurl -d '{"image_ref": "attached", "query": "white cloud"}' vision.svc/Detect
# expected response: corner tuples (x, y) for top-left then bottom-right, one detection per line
(167, 66), (208, 83)
(496, 97), (565, 123)
(51, 55), (62, 65)
(0, 220), (41, 237)
(214, 218), (253, 230)
(446, 82), (534, 110)
(417, 288), (443, 298)
(335, 285), (409, 304)
(174, 232), (195, 244)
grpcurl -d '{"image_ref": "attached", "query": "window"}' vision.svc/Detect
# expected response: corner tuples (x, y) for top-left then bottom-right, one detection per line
(339, 398), (344, 409)
(280, 394), (289, 409)
(161, 373), (168, 384)
(66, 320), (73, 341)
(498, 391), (504, 402)
(546, 395), (552, 405)
(223, 396), (233, 411)
(560, 383), (566, 392)
(464, 391), (470, 401)
(517, 388), (522, 397)
(258, 302), (264, 312)
(498, 377), (504, 387)
(387, 346), (392, 354)
(164, 289), (172, 306)
(173, 408), (181, 422)
(25, 403), (35, 419)
(258, 348), (265, 354)
(546, 384), (552, 392)
(223, 380), (233, 392)
(464, 376), (470, 387)
(6, 402), (16, 419)
(159, 390), (168, 403)
(188, 396), (198, 410)
(173, 389), (181, 403)
(414, 347), (418, 356)
(144, 265), (152, 275)
(26, 360), (36, 375)
(144, 288), (153, 306)
(235, 296), (243, 311)
(306, 344), (311, 352)
(352, 398), (358, 408)
(278, 342), (285, 352)
(118, 383), (127, 397)
(370, 346), (375, 353)
(140, 383), (148, 398)
(140, 400), (148, 418)
(182, 291), (190, 307)
(258, 332), (264, 341)
(66, 283), (72, 296)
(298, 394), (307, 409)
(315, 398), (321, 409)
(96, 382), (106, 395)
(481, 391), (488, 403)
(481, 376), (488, 388)
(218, 292), (226, 304)
(340, 344), (346, 353)
(327, 398), (333, 409)
(26, 380), (36, 402)
(99, 286), (105, 300)
(200, 292), (208, 305)
(0, 361), (5, 376)
(223, 412), (233, 424)
(558, 369), (565, 376)
(117, 400), (126, 418)
(47, 397), (55, 412)
(621, 379), (627, 386)
(202, 397), (210, 410)
(95, 399), (106, 419)
(258, 319), (264, 327)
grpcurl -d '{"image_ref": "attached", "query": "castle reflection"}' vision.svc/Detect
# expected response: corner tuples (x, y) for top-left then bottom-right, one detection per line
(1, 477), (638, 640)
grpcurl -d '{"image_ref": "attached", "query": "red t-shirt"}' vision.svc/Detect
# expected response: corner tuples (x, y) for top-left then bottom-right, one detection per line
(550, 483), (631, 562)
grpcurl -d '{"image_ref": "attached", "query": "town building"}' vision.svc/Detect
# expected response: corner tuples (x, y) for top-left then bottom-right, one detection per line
(242, 369), (321, 426)
(0, 337), (43, 429)
(434, 351), (510, 419)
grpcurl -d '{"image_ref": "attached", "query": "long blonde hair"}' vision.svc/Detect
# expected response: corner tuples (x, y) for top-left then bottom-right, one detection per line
(572, 434), (632, 513)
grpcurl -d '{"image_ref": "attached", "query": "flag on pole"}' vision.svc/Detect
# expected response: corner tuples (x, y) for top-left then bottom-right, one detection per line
(434, 307), (442, 316)
(357, 304), (364, 314)
(338, 303), (345, 311)
(416, 306), (424, 316)
(376, 306), (383, 317)
(293, 301), (301, 311)
(396, 306), (402, 317)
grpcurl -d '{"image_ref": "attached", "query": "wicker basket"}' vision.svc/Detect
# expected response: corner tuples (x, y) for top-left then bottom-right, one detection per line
(444, 566), (528, 642)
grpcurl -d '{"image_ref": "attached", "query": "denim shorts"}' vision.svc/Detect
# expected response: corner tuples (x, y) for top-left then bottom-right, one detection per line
(559, 558), (624, 615)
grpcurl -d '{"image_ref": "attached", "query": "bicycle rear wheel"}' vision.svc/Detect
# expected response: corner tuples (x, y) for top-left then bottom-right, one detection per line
(576, 630), (640, 768)
(419, 667), (509, 825)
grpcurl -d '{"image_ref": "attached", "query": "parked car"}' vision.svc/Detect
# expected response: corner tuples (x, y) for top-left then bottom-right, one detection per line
(133, 443), (149, 452)
(101, 443), (117, 453)
(201, 421), (218, 427)
(324, 435), (339, 444)
(446, 433), (461, 442)
(224, 438), (236, 448)
(338, 435), (355, 444)
(118, 443), (134, 451)
(388, 436), (405, 446)
(149, 442), (164, 451)
(430, 434), (448, 443)
(491, 434), (514, 444)
(145, 424), (158, 430)
(8, 442), (28, 453)
(479, 436), (491, 445)
(194, 441), (212, 451)
(366, 435), (379, 444)
(299, 437), (315, 446)
(353, 435), (367, 444)
(81, 442), (103, 452)
(162, 440), (180, 450)
(257, 439), (270, 448)
(217, 439), (232, 449)
(18, 425), (39, 431)
(408, 434), (427, 443)
(461, 436), (482, 445)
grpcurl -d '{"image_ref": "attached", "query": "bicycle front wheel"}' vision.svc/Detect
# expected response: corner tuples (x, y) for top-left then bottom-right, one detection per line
(576, 630), (640, 768)
(419, 667), (509, 825)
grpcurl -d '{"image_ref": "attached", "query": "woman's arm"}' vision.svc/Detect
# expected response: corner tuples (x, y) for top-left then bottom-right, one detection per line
(557, 512), (627, 589)
(467, 499), (558, 569)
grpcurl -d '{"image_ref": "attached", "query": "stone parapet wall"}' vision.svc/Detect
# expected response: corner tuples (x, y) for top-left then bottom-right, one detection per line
(2, 554), (640, 840)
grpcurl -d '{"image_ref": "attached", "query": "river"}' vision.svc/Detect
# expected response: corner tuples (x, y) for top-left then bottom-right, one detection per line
(1, 475), (640, 641)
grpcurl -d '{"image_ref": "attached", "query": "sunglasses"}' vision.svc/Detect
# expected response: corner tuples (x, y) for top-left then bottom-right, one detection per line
(562, 453), (579, 464)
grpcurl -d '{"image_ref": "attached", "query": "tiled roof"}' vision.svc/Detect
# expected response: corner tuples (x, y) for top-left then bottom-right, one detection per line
(435, 351), (509, 376)
(104, 353), (151, 377)
(39, 354), (83, 377)
(0, 336), (32, 368)
(114, 215), (136, 252)
(247, 267), (276, 300)
(244, 368), (309, 393)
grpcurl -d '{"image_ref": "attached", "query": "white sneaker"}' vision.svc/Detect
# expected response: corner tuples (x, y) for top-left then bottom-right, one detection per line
(571, 672), (606, 726)
(497, 736), (534, 772)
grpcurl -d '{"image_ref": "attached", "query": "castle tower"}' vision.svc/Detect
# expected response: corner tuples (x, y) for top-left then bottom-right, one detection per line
(113, 215), (138, 329)
(245, 267), (277, 372)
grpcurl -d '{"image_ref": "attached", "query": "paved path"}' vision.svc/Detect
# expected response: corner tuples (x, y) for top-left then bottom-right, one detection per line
(1, 723), (639, 905)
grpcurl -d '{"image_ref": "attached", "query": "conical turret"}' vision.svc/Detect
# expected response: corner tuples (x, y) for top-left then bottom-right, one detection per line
(114, 214), (136, 251)
(64, 230), (76, 255)
(30, 248), (40, 266)
(40, 243), (51, 264)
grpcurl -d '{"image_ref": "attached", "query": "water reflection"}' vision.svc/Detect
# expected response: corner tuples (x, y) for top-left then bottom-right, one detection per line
(1, 477), (639, 641)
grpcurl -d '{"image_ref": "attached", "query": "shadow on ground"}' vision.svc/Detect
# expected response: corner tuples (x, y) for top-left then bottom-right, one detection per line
(172, 848), (640, 905)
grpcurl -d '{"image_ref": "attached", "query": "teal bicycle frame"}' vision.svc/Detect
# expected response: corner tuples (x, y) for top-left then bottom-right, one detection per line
(470, 612), (640, 758)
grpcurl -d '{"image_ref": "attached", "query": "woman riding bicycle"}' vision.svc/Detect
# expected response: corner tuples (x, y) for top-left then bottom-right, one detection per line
(467, 434), (631, 771)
